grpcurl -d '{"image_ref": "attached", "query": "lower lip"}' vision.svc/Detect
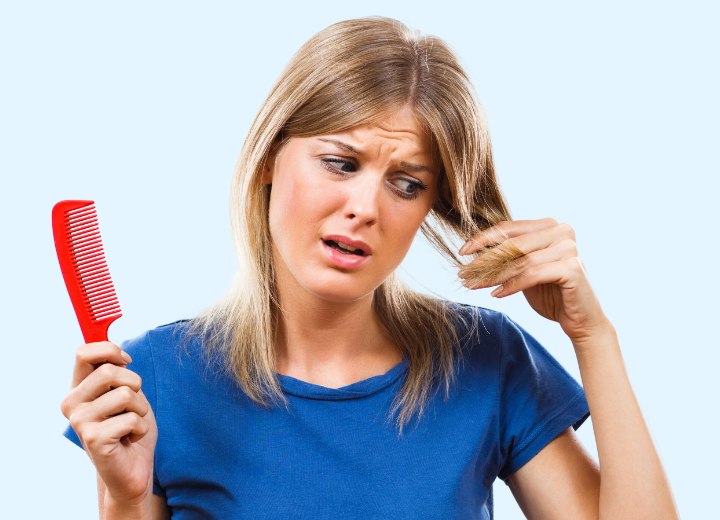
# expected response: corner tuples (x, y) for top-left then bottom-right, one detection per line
(321, 241), (370, 269)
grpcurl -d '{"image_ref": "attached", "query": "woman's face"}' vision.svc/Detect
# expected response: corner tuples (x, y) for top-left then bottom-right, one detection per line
(263, 106), (439, 304)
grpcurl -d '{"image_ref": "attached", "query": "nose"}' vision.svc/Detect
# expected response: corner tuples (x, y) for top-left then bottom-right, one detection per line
(343, 175), (381, 227)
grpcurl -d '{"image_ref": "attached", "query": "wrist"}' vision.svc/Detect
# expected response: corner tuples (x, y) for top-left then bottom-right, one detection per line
(569, 320), (618, 354)
(103, 491), (152, 520)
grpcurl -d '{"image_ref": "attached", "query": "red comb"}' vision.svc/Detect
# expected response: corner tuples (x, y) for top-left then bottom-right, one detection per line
(52, 200), (122, 343)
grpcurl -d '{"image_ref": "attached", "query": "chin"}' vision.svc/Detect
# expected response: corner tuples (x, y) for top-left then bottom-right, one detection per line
(300, 272), (379, 304)
(306, 284), (375, 304)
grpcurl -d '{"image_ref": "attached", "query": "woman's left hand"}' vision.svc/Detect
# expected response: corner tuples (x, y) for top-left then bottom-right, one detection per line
(458, 218), (613, 344)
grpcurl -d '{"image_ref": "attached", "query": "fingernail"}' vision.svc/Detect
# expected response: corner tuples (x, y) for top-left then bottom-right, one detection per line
(121, 351), (132, 363)
(491, 285), (504, 297)
(459, 240), (471, 255)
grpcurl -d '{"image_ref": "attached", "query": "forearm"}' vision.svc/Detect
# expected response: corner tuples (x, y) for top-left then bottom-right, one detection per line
(101, 494), (152, 520)
(573, 326), (678, 519)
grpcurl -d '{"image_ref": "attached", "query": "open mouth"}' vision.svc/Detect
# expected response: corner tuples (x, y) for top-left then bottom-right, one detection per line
(323, 239), (366, 256)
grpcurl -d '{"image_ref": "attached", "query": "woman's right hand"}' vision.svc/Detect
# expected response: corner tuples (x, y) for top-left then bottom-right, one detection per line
(61, 341), (158, 508)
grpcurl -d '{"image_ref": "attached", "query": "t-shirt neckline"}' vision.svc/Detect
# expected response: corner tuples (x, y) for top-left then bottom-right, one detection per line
(276, 356), (409, 401)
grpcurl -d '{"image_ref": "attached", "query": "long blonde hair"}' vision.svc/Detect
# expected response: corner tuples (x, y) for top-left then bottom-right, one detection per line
(188, 16), (523, 436)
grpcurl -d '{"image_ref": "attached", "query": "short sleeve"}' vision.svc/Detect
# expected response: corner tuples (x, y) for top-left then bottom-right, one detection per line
(62, 331), (166, 497)
(497, 314), (590, 482)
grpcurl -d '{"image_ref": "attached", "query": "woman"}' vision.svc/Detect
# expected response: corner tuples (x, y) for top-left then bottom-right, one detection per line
(61, 16), (678, 519)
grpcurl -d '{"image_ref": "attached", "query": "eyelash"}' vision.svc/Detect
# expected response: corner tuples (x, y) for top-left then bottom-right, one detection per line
(320, 158), (429, 201)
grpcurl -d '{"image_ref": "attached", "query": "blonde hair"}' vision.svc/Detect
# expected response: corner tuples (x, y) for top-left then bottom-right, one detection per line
(188, 16), (524, 436)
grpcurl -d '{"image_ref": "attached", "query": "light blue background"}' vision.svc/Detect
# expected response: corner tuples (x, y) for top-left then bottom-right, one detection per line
(2, 1), (717, 517)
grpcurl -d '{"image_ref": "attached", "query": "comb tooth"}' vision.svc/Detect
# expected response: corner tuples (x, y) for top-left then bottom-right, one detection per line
(79, 269), (111, 281)
(67, 227), (101, 243)
(69, 237), (103, 251)
(91, 300), (121, 311)
(67, 204), (95, 215)
(65, 212), (98, 227)
(73, 254), (105, 269)
(80, 277), (113, 291)
(76, 261), (108, 274)
(91, 302), (121, 314)
(74, 250), (106, 264)
(68, 228), (100, 240)
(81, 276), (113, 290)
(67, 204), (96, 214)
(87, 291), (119, 305)
(90, 302), (119, 313)
(87, 296), (120, 316)
(83, 284), (114, 298)
(79, 271), (111, 284)
(72, 235), (102, 247)
(72, 241), (103, 255)
(67, 208), (96, 222)
(83, 284), (116, 299)
(83, 283), (115, 298)
(93, 309), (122, 320)
(94, 311), (122, 320)
(90, 299), (121, 312)
(77, 258), (107, 271)
(66, 214), (97, 225)
(75, 252), (109, 268)
(90, 300), (120, 311)
(66, 220), (99, 234)
(82, 283), (114, 298)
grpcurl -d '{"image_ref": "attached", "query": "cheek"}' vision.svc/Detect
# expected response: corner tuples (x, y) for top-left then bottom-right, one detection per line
(380, 208), (429, 265)
(267, 170), (335, 246)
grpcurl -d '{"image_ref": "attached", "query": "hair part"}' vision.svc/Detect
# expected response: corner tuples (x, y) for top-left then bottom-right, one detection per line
(187, 16), (524, 436)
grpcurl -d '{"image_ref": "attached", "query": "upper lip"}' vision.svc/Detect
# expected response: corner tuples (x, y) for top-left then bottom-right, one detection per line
(322, 234), (373, 255)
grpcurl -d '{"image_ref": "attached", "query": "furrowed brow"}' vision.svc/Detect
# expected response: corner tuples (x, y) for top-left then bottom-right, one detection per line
(316, 138), (436, 175)
(317, 138), (363, 155)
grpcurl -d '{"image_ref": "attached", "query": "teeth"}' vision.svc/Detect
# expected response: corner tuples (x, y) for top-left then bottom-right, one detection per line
(336, 241), (358, 253)
(326, 240), (363, 255)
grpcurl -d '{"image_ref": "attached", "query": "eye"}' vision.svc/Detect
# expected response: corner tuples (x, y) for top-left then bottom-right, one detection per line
(320, 158), (356, 174)
(320, 157), (429, 201)
(392, 177), (429, 200)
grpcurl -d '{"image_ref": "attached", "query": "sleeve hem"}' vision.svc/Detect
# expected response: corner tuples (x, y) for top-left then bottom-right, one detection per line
(498, 390), (590, 482)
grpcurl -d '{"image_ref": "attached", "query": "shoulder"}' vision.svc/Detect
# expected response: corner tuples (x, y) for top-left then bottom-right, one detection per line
(445, 301), (513, 349)
(446, 301), (561, 378)
(122, 319), (193, 353)
(118, 319), (201, 377)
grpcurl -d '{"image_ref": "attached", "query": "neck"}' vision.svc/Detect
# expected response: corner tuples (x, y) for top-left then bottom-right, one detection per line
(274, 290), (395, 373)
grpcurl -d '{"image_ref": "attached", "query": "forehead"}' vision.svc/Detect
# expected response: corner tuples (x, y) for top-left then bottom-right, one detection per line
(326, 107), (434, 155)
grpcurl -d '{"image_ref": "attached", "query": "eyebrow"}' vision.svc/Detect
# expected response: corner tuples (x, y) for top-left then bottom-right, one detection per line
(316, 138), (436, 175)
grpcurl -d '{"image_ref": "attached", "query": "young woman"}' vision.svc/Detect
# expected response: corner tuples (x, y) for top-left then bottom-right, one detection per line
(61, 16), (678, 519)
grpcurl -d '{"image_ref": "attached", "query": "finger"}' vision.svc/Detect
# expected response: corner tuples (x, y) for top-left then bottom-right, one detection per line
(82, 412), (150, 455)
(66, 363), (142, 413)
(72, 342), (132, 388)
(461, 238), (578, 289)
(492, 257), (585, 298)
(460, 218), (563, 255)
(69, 385), (150, 427)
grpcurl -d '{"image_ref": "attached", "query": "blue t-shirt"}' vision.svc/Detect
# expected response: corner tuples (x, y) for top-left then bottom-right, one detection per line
(64, 303), (590, 519)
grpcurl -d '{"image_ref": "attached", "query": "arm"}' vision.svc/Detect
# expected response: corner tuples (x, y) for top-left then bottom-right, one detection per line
(60, 341), (159, 519)
(459, 219), (679, 519)
(506, 326), (678, 519)
(97, 474), (170, 520)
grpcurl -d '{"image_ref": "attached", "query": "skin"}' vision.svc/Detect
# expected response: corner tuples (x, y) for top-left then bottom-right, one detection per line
(263, 104), (439, 386)
(61, 106), (678, 519)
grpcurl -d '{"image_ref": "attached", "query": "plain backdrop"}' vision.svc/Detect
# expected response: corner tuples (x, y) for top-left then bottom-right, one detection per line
(2, 1), (717, 517)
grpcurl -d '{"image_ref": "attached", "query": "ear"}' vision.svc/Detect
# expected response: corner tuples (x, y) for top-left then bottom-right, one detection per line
(261, 136), (286, 185)
(261, 153), (275, 185)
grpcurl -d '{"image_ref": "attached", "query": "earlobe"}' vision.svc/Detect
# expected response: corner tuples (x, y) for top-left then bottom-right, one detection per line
(262, 138), (284, 185)
(262, 162), (273, 185)
(261, 153), (275, 185)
